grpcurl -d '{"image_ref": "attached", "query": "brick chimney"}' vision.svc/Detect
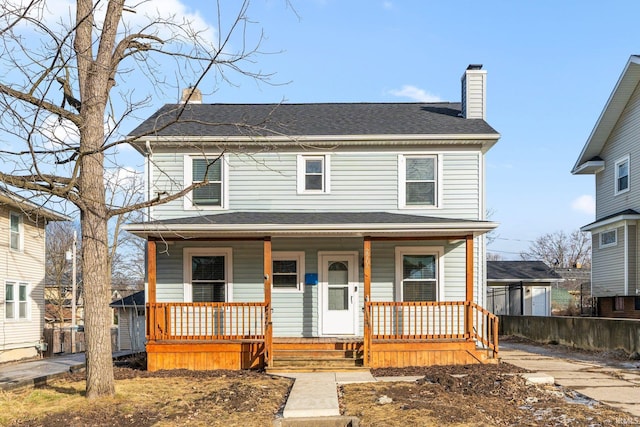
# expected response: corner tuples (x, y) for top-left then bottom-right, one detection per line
(461, 64), (486, 120)
(181, 87), (202, 104)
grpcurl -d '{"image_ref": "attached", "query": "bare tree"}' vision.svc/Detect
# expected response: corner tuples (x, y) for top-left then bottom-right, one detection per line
(520, 230), (591, 269)
(45, 221), (82, 326)
(0, 0), (275, 398)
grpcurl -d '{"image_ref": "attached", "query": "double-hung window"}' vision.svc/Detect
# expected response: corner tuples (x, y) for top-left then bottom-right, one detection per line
(9, 212), (22, 251)
(5, 281), (28, 320)
(184, 248), (232, 302)
(184, 155), (227, 209)
(615, 156), (630, 195)
(399, 155), (438, 208)
(297, 155), (330, 194)
(395, 247), (443, 302)
(272, 252), (305, 292)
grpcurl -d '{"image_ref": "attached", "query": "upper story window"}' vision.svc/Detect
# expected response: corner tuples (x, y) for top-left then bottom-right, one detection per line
(615, 156), (629, 195)
(395, 247), (443, 302)
(297, 155), (331, 194)
(184, 155), (228, 210)
(5, 281), (29, 320)
(600, 229), (617, 248)
(9, 212), (22, 251)
(272, 251), (305, 292)
(399, 155), (438, 208)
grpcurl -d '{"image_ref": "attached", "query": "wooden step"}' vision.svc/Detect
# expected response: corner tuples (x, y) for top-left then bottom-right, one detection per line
(269, 344), (365, 373)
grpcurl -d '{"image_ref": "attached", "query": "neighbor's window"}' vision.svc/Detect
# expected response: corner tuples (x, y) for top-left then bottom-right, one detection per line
(9, 212), (22, 251)
(615, 156), (629, 194)
(614, 296), (624, 311)
(395, 247), (443, 302)
(600, 229), (617, 248)
(297, 155), (330, 194)
(272, 252), (305, 292)
(399, 155), (437, 208)
(184, 155), (227, 209)
(5, 281), (28, 320)
(184, 248), (232, 303)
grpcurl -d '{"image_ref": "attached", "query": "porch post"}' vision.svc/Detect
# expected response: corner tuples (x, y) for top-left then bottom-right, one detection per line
(465, 234), (474, 338)
(147, 239), (157, 340)
(263, 237), (273, 368)
(363, 236), (372, 366)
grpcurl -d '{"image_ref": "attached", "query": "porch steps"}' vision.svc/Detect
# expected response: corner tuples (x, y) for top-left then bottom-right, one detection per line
(267, 339), (367, 373)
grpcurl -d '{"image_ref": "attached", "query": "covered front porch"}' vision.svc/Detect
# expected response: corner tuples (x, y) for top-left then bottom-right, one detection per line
(132, 212), (499, 371)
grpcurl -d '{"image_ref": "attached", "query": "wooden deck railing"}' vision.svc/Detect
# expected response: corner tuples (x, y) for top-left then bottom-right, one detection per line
(365, 301), (499, 353)
(147, 302), (268, 341)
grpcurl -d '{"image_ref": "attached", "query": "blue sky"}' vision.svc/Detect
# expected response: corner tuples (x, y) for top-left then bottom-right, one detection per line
(130, 0), (640, 257)
(6, 0), (637, 258)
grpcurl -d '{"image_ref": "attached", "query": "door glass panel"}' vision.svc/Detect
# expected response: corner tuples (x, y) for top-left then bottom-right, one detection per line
(328, 261), (348, 311)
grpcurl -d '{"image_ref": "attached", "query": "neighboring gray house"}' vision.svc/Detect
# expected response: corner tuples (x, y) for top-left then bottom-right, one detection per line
(572, 55), (640, 319)
(487, 261), (562, 316)
(110, 290), (145, 352)
(0, 188), (69, 362)
(125, 65), (502, 371)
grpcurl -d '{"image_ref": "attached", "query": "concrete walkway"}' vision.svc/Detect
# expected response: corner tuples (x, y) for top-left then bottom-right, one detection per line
(500, 341), (640, 417)
(0, 351), (134, 391)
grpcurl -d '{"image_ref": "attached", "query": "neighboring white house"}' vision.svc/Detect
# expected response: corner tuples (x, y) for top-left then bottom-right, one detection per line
(0, 188), (69, 363)
(572, 55), (640, 319)
(124, 65), (502, 371)
(487, 261), (563, 317)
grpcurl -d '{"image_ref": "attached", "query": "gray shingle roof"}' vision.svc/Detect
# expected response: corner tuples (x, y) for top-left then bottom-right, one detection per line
(143, 211), (483, 226)
(129, 103), (498, 138)
(110, 290), (145, 308)
(487, 261), (563, 281)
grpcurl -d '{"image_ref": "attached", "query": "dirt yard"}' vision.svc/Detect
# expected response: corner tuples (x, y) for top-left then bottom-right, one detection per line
(2, 352), (639, 426)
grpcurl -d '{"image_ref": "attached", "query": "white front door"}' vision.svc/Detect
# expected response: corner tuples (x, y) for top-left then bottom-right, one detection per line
(531, 287), (549, 316)
(320, 252), (359, 335)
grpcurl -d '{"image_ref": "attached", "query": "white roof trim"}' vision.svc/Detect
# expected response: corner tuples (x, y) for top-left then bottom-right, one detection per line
(581, 214), (640, 232)
(572, 55), (640, 174)
(572, 159), (605, 175)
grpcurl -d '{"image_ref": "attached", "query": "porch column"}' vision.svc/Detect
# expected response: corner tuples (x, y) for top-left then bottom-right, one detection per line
(465, 234), (474, 337)
(263, 237), (273, 368)
(147, 239), (157, 340)
(363, 236), (372, 366)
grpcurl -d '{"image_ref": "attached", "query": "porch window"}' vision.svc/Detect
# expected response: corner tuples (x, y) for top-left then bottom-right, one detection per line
(395, 247), (444, 302)
(9, 212), (22, 251)
(184, 248), (232, 302)
(184, 155), (227, 209)
(615, 156), (629, 195)
(398, 155), (438, 208)
(297, 155), (330, 194)
(5, 281), (28, 320)
(599, 229), (617, 248)
(272, 252), (305, 292)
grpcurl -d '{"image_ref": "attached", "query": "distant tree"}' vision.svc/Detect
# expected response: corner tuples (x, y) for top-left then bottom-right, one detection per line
(520, 230), (591, 268)
(486, 252), (504, 261)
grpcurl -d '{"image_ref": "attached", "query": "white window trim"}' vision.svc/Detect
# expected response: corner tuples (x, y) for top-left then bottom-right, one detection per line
(599, 229), (617, 248)
(398, 154), (442, 209)
(183, 154), (229, 210)
(4, 280), (30, 321)
(296, 154), (331, 194)
(272, 251), (305, 293)
(614, 155), (630, 196)
(183, 248), (233, 302)
(9, 211), (23, 252)
(394, 246), (444, 301)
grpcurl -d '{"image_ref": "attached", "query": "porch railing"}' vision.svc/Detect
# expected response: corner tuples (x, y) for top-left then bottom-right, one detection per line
(147, 302), (268, 341)
(365, 301), (499, 352)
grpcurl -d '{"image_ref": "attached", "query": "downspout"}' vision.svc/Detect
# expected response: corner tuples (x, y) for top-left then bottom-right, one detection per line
(144, 140), (152, 221)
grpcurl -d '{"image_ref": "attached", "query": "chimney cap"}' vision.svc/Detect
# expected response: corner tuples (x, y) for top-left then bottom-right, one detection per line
(467, 64), (483, 70)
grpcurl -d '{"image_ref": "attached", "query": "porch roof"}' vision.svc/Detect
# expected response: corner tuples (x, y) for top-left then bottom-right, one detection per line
(124, 211), (497, 239)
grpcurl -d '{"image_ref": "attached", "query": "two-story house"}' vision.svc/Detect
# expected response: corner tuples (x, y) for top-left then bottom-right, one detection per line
(0, 188), (69, 362)
(125, 65), (501, 371)
(573, 55), (640, 319)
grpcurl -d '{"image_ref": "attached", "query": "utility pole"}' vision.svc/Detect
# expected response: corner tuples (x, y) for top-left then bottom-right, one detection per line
(66, 230), (77, 353)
